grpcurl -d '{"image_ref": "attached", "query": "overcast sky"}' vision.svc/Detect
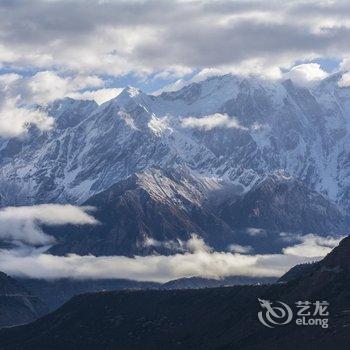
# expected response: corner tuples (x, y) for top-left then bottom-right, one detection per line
(0, 0), (349, 136)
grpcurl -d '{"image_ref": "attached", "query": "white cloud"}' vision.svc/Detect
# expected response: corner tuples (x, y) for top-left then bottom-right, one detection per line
(340, 58), (350, 71)
(181, 113), (247, 131)
(0, 204), (98, 246)
(27, 71), (70, 104)
(191, 68), (226, 82)
(0, 71), (120, 137)
(153, 66), (193, 80)
(27, 71), (105, 104)
(0, 97), (54, 137)
(68, 88), (123, 105)
(285, 63), (329, 87)
(0, 74), (55, 137)
(246, 228), (267, 236)
(155, 62), (283, 95)
(282, 234), (342, 258)
(0, 73), (21, 86)
(154, 68), (223, 94)
(0, 1), (348, 79)
(143, 236), (185, 252)
(0, 70), (107, 106)
(338, 71), (350, 87)
(0, 1), (347, 134)
(228, 244), (253, 254)
(70, 75), (104, 90)
(0, 233), (342, 282)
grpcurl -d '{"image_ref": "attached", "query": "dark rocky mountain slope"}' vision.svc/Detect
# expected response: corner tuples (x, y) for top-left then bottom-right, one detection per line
(220, 172), (348, 235)
(47, 167), (238, 256)
(45, 168), (348, 256)
(0, 272), (47, 328)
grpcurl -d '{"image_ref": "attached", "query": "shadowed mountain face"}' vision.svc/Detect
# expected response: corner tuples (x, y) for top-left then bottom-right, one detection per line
(1, 236), (350, 350)
(0, 272), (47, 328)
(47, 167), (239, 256)
(220, 172), (348, 235)
(44, 167), (347, 256)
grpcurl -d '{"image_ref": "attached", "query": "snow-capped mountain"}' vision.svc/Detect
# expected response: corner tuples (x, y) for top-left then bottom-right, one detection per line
(0, 73), (350, 236)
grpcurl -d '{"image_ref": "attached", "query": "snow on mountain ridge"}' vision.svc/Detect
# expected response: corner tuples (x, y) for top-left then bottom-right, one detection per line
(1, 73), (350, 210)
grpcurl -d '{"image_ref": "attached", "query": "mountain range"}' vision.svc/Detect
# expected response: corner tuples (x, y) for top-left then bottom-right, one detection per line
(1, 73), (350, 207)
(1, 73), (349, 255)
(0, 72), (350, 348)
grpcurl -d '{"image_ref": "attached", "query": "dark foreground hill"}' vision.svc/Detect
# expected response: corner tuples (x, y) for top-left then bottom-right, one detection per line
(2, 236), (350, 349)
(161, 275), (277, 290)
(19, 278), (160, 311)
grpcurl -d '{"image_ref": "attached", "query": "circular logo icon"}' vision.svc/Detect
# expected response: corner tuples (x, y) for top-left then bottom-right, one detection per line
(258, 298), (293, 328)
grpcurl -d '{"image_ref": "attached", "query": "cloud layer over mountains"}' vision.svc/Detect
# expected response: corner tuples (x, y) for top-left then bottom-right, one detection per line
(0, 1), (350, 137)
(0, 205), (343, 282)
(0, 232), (341, 283)
(0, 1), (349, 283)
(0, 205), (98, 245)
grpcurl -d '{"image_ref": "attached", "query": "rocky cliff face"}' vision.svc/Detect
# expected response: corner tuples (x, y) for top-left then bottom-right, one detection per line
(220, 172), (348, 235)
(47, 167), (238, 256)
(45, 167), (347, 256)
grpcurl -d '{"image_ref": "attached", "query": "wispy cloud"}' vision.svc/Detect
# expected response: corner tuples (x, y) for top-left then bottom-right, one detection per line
(181, 113), (247, 131)
(338, 71), (350, 87)
(0, 204), (98, 245)
(0, 71), (110, 137)
(281, 233), (342, 258)
(246, 228), (267, 237)
(0, 234), (343, 283)
(68, 88), (123, 105)
(284, 63), (329, 87)
(228, 244), (253, 254)
(0, 97), (53, 138)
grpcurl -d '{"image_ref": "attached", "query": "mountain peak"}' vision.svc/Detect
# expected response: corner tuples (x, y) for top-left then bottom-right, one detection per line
(120, 86), (143, 98)
(109, 86), (153, 109)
